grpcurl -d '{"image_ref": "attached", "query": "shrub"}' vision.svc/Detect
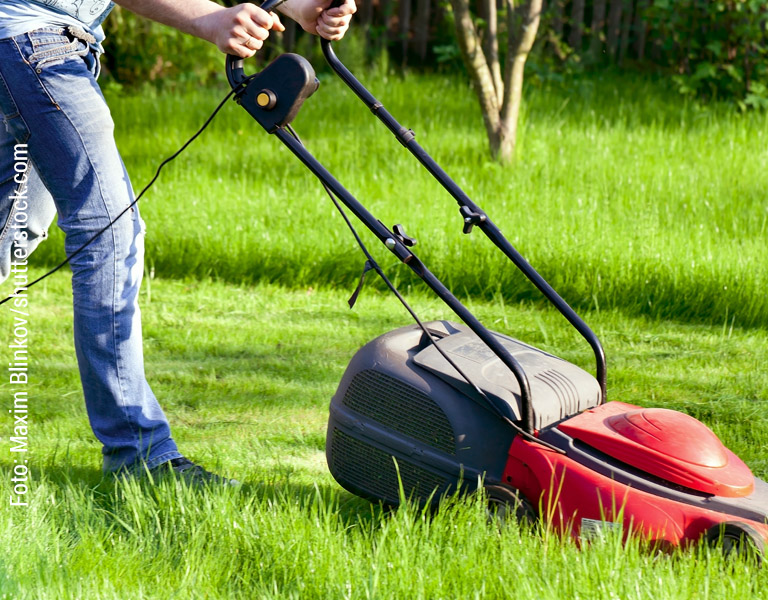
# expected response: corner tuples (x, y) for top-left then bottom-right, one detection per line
(644, 0), (768, 108)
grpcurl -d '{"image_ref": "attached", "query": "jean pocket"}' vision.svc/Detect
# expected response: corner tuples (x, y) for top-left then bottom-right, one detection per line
(27, 29), (89, 72)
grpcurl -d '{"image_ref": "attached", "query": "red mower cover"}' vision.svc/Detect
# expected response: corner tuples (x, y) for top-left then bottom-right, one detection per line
(558, 402), (754, 498)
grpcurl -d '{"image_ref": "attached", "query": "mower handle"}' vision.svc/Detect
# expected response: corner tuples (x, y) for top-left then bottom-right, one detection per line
(224, 2), (588, 434)
(320, 30), (608, 414)
(227, 0), (348, 89)
(226, 0), (287, 89)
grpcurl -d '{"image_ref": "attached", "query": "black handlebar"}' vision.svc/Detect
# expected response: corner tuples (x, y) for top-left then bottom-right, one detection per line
(223, 0), (607, 434)
(319, 31), (608, 417)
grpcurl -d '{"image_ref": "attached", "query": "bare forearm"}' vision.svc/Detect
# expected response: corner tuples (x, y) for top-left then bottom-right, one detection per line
(113, 0), (223, 40)
(113, 0), (279, 56)
(112, 0), (356, 55)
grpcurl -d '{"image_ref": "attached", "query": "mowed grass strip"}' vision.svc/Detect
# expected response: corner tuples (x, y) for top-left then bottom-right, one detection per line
(1, 271), (767, 598)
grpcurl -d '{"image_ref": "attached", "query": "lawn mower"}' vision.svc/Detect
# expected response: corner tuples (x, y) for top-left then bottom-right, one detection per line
(227, 4), (768, 559)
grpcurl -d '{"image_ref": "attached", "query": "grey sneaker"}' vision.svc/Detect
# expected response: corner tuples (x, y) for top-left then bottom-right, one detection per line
(151, 457), (240, 487)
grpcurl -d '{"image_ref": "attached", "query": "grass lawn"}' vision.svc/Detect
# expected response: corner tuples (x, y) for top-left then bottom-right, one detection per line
(30, 64), (768, 328)
(1, 271), (767, 598)
(2, 53), (767, 597)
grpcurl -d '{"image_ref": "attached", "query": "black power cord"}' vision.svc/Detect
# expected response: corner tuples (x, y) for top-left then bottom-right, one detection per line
(0, 85), (240, 307)
(284, 125), (564, 455)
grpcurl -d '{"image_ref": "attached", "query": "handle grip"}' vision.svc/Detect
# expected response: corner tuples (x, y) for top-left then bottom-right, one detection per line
(318, 0), (346, 57)
(226, 0), (287, 89)
(227, 0), (349, 88)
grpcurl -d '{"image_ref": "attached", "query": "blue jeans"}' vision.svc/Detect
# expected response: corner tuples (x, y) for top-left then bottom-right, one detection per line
(0, 27), (182, 472)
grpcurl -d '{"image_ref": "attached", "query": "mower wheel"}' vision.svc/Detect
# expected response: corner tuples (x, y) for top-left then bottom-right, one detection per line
(484, 484), (536, 528)
(704, 521), (765, 565)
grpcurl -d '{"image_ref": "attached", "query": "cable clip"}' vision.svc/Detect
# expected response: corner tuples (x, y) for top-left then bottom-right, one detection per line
(393, 224), (417, 247)
(460, 206), (486, 234)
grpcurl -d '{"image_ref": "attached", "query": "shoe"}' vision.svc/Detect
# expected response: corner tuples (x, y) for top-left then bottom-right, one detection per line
(150, 457), (240, 487)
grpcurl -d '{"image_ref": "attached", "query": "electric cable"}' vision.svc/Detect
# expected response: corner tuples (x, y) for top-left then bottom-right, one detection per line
(0, 83), (244, 307)
(284, 124), (564, 454)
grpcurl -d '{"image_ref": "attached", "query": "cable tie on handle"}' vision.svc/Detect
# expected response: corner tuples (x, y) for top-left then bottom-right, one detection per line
(231, 73), (257, 101)
(396, 127), (415, 146)
(348, 259), (375, 308)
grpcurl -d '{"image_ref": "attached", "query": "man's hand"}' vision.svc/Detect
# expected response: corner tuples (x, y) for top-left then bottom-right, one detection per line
(195, 4), (285, 57)
(278, 0), (357, 41)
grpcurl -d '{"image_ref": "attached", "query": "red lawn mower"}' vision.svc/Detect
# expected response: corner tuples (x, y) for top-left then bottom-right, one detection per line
(227, 6), (768, 559)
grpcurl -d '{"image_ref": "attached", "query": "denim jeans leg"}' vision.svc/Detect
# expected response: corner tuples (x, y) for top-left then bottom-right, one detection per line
(0, 145), (57, 284)
(0, 29), (182, 471)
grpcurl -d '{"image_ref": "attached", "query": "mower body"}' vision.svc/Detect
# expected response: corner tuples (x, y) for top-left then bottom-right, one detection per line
(511, 403), (768, 546)
(327, 320), (600, 504)
(326, 320), (768, 547)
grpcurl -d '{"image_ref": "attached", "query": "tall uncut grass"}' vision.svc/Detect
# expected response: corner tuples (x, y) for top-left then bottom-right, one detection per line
(33, 65), (768, 328)
(2, 273), (768, 598)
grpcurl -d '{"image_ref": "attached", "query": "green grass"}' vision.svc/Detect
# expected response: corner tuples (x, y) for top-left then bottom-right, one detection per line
(4, 66), (768, 597)
(31, 67), (768, 328)
(1, 271), (768, 598)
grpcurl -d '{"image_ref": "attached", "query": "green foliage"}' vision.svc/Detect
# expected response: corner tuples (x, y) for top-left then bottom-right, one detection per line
(99, 9), (389, 88)
(428, 0), (466, 71)
(93, 0), (768, 107)
(642, 0), (768, 107)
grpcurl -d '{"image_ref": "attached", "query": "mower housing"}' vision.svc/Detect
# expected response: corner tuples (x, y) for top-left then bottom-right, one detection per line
(326, 320), (601, 506)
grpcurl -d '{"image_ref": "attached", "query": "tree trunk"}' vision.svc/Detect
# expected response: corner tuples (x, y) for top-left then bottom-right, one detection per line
(569, 0), (585, 51)
(618, 0), (633, 64)
(413, 0), (431, 62)
(399, 0), (412, 68)
(551, 0), (564, 38)
(450, 0), (541, 162)
(606, 0), (623, 61)
(359, 0), (373, 28)
(449, 0), (501, 152)
(500, 0), (542, 162)
(483, 0), (503, 106)
(590, 0), (607, 59)
(380, 0), (394, 46)
(359, 0), (373, 56)
(634, 0), (648, 60)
